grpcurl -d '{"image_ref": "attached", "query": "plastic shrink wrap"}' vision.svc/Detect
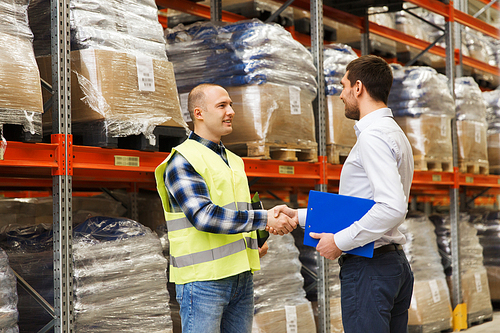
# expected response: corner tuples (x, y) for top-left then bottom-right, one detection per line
(328, 258), (343, 333)
(388, 65), (455, 171)
(323, 44), (358, 165)
(29, 0), (186, 144)
(0, 0), (43, 140)
(455, 77), (489, 174)
(473, 211), (500, 301)
(484, 88), (500, 174)
(463, 27), (499, 87)
(400, 213), (452, 331)
(166, 20), (317, 159)
(73, 216), (172, 332)
(0, 224), (54, 332)
(0, 248), (19, 333)
(367, 6), (397, 57)
(252, 234), (316, 333)
(429, 213), (493, 323)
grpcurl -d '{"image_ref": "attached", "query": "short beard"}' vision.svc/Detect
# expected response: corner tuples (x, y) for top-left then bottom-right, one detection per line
(344, 101), (360, 121)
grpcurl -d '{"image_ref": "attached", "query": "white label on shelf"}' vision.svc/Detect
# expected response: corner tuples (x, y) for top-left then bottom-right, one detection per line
(114, 155), (140, 167)
(475, 123), (481, 143)
(441, 117), (447, 137)
(136, 56), (155, 92)
(285, 305), (298, 333)
(289, 86), (301, 115)
(179, 93), (191, 122)
(429, 279), (441, 303)
(475, 272), (482, 293)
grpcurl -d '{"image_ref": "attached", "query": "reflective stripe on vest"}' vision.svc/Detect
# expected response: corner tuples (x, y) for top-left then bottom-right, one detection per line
(171, 237), (259, 268)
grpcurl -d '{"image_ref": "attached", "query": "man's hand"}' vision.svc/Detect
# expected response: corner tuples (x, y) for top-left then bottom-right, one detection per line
(309, 232), (342, 260)
(266, 205), (298, 235)
(258, 241), (268, 258)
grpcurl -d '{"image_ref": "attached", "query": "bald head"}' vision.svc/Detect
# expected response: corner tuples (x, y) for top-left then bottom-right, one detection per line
(188, 83), (223, 122)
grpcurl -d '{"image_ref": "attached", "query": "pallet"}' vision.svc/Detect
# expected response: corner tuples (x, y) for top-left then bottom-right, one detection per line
(414, 156), (453, 172)
(467, 311), (493, 328)
(0, 110), (43, 143)
(458, 160), (489, 175)
(326, 144), (351, 165)
(227, 142), (318, 162)
(408, 321), (452, 333)
(69, 120), (187, 152)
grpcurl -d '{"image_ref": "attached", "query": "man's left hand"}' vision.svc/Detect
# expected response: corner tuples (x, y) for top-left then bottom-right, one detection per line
(309, 232), (342, 260)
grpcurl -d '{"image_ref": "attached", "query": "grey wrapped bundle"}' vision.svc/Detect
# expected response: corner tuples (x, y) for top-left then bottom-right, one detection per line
(165, 19), (317, 95)
(455, 77), (488, 122)
(29, 0), (167, 60)
(0, 248), (19, 333)
(484, 88), (500, 133)
(73, 216), (172, 332)
(388, 65), (455, 117)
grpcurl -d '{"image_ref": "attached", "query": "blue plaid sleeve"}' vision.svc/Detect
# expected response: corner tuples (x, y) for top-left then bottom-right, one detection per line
(164, 152), (268, 234)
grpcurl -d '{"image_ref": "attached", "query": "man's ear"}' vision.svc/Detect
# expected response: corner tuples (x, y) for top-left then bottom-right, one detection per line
(354, 80), (363, 97)
(193, 107), (203, 120)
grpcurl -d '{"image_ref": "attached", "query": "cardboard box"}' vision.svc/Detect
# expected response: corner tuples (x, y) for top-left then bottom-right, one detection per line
(326, 95), (356, 147)
(461, 268), (493, 318)
(252, 301), (316, 333)
(487, 133), (500, 174)
(395, 114), (453, 161)
(486, 265), (500, 301)
(0, 32), (43, 113)
(408, 278), (453, 330)
(37, 49), (186, 129)
(223, 83), (316, 147)
(457, 119), (488, 164)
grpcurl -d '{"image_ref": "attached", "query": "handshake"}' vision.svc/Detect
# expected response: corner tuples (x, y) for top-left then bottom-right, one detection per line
(265, 205), (299, 235)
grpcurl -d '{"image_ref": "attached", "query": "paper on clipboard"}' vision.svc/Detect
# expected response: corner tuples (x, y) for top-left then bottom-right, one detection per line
(303, 190), (375, 258)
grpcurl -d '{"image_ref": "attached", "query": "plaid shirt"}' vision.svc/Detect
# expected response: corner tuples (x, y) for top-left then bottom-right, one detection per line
(164, 132), (268, 234)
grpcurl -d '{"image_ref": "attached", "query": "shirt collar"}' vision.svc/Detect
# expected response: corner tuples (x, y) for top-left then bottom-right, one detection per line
(188, 131), (228, 163)
(354, 108), (393, 137)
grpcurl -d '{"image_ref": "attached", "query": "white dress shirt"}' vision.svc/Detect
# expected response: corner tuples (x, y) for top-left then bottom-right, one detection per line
(298, 108), (414, 251)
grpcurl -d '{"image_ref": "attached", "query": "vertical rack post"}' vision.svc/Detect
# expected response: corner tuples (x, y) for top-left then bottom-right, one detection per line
(445, 0), (463, 314)
(51, 0), (73, 331)
(310, 0), (330, 332)
(211, 0), (222, 22)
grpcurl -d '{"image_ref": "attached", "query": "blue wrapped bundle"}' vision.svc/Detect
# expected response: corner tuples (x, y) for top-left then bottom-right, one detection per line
(165, 19), (317, 95)
(322, 43), (357, 96)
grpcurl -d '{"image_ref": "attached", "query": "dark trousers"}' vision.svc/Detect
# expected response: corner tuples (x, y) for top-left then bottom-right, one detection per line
(339, 249), (414, 333)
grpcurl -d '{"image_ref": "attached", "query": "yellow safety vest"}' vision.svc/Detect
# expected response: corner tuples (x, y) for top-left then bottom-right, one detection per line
(155, 139), (260, 284)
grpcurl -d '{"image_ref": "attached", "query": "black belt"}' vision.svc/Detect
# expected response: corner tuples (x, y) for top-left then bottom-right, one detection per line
(338, 244), (403, 266)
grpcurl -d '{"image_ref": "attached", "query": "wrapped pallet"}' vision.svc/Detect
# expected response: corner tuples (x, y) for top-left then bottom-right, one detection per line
(30, 0), (187, 145)
(166, 20), (318, 161)
(484, 88), (500, 174)
(0, 0), (43, 143)
(323, 44), (358, 165)
(73, 216), (172, 332)
(429, 213), (493, 326)
(388, 65), (455, 172)
(0, 224), (54, 332)
(328, 259), (343, 333)
(0, 248), (19, 333)
(400, 213), (453, 332)
(473, 211), (500, 302)
(455, 77), (489, 174)
(252, 234), (316, 333)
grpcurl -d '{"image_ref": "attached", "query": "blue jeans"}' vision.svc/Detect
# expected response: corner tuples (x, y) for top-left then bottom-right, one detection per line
(175, 271), (254, 333)
(339, 249), (414, 333)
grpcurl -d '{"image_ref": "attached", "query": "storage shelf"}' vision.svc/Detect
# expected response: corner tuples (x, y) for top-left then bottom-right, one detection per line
(3, 141), (500, 195)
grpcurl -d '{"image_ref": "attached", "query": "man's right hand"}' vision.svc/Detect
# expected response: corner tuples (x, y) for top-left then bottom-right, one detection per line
(266, 205), (299, 235)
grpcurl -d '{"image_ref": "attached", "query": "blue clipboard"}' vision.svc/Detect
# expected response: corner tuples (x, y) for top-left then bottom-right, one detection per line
(304, 190), (375, 258)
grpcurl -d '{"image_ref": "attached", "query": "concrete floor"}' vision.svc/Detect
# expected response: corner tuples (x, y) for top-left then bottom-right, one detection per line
(463, 310), (500, 332)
